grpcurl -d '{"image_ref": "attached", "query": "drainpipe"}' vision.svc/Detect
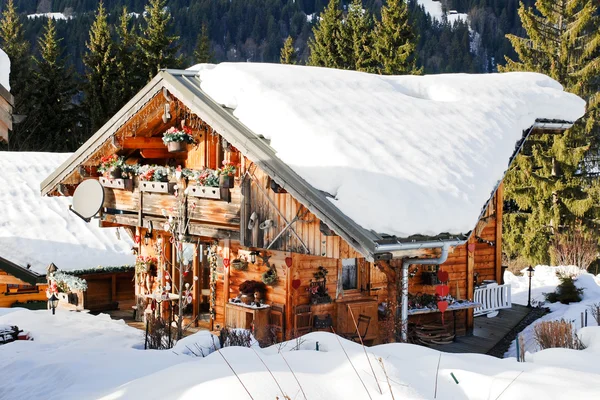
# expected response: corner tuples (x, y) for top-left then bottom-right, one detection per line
(376, 240), (463, 342)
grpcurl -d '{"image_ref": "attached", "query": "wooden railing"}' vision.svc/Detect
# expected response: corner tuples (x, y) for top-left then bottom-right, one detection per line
(473, 283), (511, 317)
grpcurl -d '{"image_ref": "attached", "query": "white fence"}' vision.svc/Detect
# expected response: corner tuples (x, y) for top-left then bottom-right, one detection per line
(473, 284), (512, 317)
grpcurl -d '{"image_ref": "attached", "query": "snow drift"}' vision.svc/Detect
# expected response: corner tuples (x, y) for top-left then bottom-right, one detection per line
(191, 63), (586, 238)
(0, 152), (135, 275)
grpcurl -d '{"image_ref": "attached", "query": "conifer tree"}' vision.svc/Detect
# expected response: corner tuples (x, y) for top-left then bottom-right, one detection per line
(138, 0), (182, 80)
(500, 0), (600, 265)
(280, 36), (297, 64)
(115, 7), (144, 105)
(346, 0), (376, 73)
(194, 23), (213, 63)
(373, 0), (420, 75)
(308, 0), (349, 69)
(20, 18), (80, 151)
(84, 2), (118, 132)
(0, 0), (30, 110)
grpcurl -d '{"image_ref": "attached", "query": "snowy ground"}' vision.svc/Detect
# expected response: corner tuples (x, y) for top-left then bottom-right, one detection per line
(2, 299), (600, 399)
(504, 266), (600, 360)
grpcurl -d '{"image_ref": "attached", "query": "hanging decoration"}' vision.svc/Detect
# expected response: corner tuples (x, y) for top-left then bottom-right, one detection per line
(436, 268), (450, 324)
(207, 242), (219, 320)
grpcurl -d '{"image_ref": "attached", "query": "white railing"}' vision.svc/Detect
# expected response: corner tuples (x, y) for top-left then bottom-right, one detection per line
(473, 283), (512, 317)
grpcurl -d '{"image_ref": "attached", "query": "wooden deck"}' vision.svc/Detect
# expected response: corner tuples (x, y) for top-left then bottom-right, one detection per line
(428, 304), (531, 355)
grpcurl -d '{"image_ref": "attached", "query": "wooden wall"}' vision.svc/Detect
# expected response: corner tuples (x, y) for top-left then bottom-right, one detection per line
(0, 269), (47, 307)
(241, 164), (364, 259)
(79, 271), (135, 312)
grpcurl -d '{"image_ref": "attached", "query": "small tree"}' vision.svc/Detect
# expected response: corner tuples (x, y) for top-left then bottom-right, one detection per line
(372, 0), (421, 75)
(137, 0), (182, 80)
(0, 0), (30, 109)
(84, 2), (118, 132)
(194, 23), (214, 63)
(115, 7), (144, 105)
(280, 36), (296, 65)
(307, 0), (349, 69)
(544, 276), (584, 304)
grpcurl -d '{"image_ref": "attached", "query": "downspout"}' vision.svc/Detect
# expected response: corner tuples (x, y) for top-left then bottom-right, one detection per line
(399, 243), (455, 342)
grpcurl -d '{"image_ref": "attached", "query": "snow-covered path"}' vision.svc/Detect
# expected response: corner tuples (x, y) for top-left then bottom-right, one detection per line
(1, 304), (599, 400)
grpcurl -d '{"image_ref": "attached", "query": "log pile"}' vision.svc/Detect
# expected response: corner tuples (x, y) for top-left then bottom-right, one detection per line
(414, 323), (455, 345)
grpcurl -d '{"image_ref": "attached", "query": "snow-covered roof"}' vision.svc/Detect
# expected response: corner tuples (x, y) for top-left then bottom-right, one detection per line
(0, 152), (134, 275)
(192, 64), (585, 239)
(0, 48), (10, 91)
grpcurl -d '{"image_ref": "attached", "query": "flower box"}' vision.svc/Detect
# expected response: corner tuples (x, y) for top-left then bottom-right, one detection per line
(139, 181), (175, 194)
(99, 177), (133, 191)
(167, 141), (187, 153)
(187, 185), (221, 199)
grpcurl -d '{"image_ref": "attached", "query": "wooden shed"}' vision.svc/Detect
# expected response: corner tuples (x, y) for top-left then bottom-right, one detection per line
(0, 256), (47, 309)
(41, 66), (581, 343)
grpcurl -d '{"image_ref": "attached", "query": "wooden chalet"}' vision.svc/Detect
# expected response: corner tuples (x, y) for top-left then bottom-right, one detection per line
(0, 256), (47, 308)
(41, 67), (579, 344)
(0, 81), (12, 143)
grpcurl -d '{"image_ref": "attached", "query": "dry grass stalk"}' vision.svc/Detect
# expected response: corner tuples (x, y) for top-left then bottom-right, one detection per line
(331, 326), (373, 400)
(590, 303), (600, 325)
(347, 305), (383, 395)
(533, 319), (586, 350)
(376, 357), (396, 400)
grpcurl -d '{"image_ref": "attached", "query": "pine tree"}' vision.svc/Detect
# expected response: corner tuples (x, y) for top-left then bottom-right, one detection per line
(346, 0), (376, 73)
(500, 0), (600, 265)
(373, 0), (420, 75)
(137, 0), (182, 80)
(280, 36), (297, 64)
(19, 18), (80, 151)
(115, 7), (144, 105)
(84, 2), (117, 132)
(308, 0), (350, 69)
(194, 23), (213, 63)
(0, 0), (30, 110)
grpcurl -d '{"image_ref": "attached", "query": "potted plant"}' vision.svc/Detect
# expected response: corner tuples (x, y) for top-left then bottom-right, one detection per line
(308, 266), (332, 304)
(238, 280), (266, 305)
(218, 161), (237, 188)
(231, 258), (247, 271)
(98, 155), (124, 179)
(262, 267), (278, 286)
(162, 126), (195, 153)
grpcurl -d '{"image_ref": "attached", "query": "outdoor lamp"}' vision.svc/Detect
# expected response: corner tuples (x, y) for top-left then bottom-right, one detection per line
(144, 231), (152, 246)
(48, 293), (59, 315)
(526, 266), (535, 308)
(249, 251), (257, 264)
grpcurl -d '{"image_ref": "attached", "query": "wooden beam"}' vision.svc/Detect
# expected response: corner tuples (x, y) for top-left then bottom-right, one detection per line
(0, 275), (31, 285)
(467, 237), (475, 332)
(122, 137), (167, 149)
(495, 182), (504, 284)
(139, 149), (188, 159)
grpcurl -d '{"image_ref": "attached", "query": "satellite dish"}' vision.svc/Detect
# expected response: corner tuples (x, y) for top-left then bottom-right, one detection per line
(69, 179), (104, 222)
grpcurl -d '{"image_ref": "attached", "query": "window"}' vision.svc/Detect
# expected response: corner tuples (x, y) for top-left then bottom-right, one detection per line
(342, 258), (358, 290)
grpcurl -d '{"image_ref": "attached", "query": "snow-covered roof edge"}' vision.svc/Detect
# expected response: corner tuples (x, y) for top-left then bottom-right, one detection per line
(41, 68), (584, 261)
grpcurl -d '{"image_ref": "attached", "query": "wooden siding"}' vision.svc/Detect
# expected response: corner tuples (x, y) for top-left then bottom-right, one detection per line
(241, 164), (363, 259)
(0, 269), (46, 307)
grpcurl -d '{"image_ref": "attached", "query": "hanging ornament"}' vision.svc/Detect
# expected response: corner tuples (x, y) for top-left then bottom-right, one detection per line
(292, 279), (301, 290)
(437, 300), (449, 324)
(285, 257), (293, 268)
(223, 258), (230, 268)
(193, 276), (199, 281)
(435, 285), (449, 297)
(437, 270), (449, 283)
(184, 271), (189, 277)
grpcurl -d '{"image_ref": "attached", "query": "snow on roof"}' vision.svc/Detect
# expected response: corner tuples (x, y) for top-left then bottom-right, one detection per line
(417, 0), (467, 23)
(0, 48), (10, 91)
(192, 63), (585, 238)
(0, 152), (134, 275)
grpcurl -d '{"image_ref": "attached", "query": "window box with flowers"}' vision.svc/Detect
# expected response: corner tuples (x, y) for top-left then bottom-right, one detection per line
(185, 168), (222, 199)
(218, 161), (237, 189)
(138, 165), (174, 193)
(162, 126), (195, 153)
(98, 155), (124, 179)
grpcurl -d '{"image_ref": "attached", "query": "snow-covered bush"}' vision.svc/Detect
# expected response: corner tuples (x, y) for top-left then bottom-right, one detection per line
(52, 271), (88, 292)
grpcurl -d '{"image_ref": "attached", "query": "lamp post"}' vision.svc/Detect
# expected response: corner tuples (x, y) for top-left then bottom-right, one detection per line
(526, 266), (535, 308)
(48, 293), (59, 315)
